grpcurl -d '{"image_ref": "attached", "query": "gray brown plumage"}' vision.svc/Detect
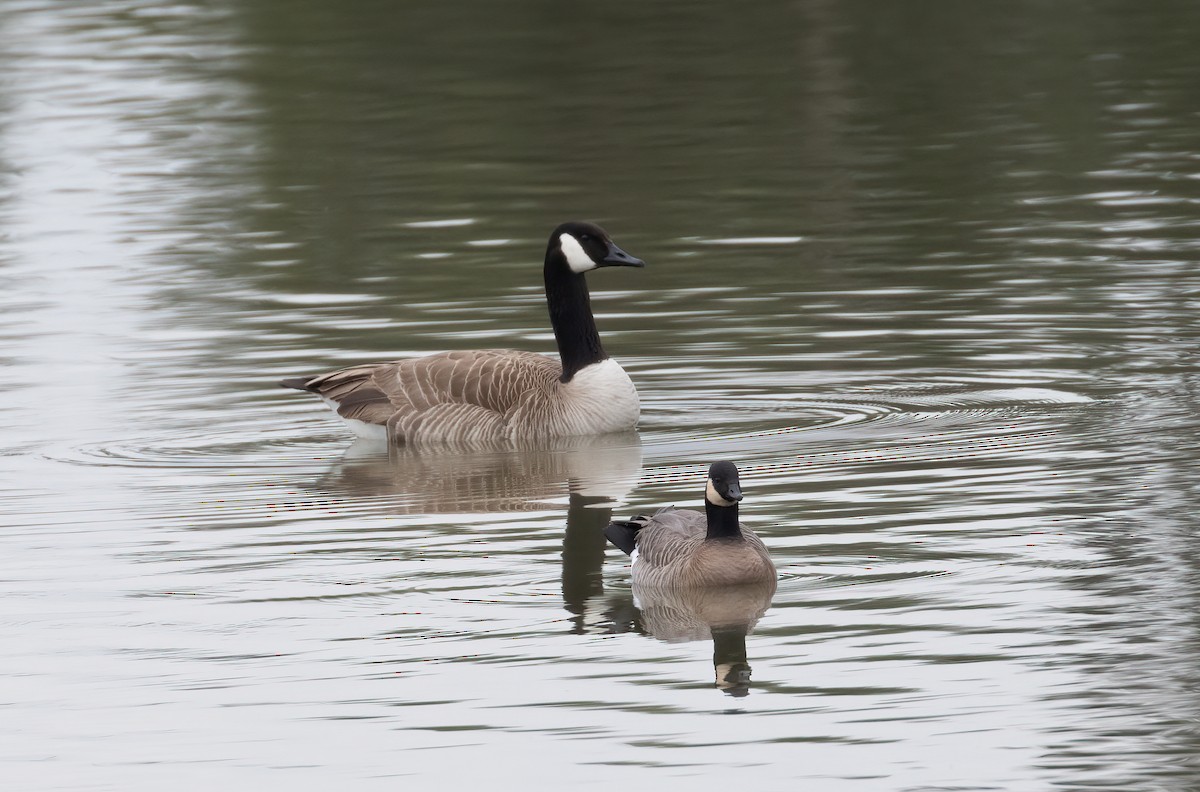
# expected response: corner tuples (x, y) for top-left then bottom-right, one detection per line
(606, 461), (776, 588)
(281, 222), (644, 446)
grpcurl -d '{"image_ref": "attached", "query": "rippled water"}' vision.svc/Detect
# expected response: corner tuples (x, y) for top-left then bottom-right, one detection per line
(3, 1), (1200, 789)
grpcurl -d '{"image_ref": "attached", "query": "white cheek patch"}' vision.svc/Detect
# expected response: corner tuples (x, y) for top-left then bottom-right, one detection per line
(559, 233), (597, 273)
(706, 479), (738, 507)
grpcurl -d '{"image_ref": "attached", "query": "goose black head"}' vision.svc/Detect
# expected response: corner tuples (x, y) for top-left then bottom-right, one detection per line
(550, 221), (645, 274)
(705, 460), (743, 507)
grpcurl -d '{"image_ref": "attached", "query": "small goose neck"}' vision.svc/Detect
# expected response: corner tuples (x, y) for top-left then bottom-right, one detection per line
(712, 624), (750, 667)
(544, 251), (607, 382)
(705, 500), (742, 540)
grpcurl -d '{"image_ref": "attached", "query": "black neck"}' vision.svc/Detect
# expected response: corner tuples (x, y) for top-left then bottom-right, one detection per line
(712, 625), (752, 696)
(545, 253), (607, 382)
(712, 624), (750, 667)
(705, 500), (742, 540)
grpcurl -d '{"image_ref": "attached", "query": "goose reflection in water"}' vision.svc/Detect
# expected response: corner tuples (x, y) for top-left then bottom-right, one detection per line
(314, 432), (643, 626)
(607, 580), (776, 697)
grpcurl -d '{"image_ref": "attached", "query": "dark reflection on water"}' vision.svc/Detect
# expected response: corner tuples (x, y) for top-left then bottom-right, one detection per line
(3, 0), (1200, 788)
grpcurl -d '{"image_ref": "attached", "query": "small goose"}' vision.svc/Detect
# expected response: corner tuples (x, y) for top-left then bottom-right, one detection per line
(281, 222), (644, 445)
(605, 461), (776, 587)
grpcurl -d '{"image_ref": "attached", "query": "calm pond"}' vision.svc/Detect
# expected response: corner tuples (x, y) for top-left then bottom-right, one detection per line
(2, 1), (1200, 789)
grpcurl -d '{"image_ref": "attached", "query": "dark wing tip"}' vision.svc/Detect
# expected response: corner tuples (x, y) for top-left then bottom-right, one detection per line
(604, 520), (641, 556)
(279, 376), (316, 391)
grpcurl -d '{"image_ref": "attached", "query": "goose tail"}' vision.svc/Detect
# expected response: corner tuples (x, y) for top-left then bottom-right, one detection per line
(604, 516), (649, 557)
(279, 376), (318, 392)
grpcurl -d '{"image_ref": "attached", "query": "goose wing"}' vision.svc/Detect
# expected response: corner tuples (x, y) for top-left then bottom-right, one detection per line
(632, 507), (708, 567)
(287, 349), (562, 443)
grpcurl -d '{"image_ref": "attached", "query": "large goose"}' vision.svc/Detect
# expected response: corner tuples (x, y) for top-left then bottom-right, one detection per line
(605, 461), (776, 587)
(281, 222), (644, 446)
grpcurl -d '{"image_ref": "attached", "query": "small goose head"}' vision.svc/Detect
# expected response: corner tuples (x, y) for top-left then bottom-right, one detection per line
(551, 221), (645, 274)
(705, 460), (743, 508)
(715, 661), (753, 698)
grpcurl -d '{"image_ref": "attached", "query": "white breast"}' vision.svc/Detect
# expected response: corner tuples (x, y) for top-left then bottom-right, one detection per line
(554, 359), (640, 436)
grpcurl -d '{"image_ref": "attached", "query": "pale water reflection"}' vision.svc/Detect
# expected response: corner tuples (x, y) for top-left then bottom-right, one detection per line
(3, 0), (1200, 790)
(628, 581), (777, 698)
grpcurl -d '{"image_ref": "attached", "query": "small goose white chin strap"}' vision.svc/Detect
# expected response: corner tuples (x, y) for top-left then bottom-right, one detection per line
(706, 479), (738, 507)
(559, 233), (597, 273)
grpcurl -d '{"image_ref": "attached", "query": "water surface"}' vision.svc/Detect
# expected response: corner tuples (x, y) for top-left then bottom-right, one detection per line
(2, 1), (1200, 789)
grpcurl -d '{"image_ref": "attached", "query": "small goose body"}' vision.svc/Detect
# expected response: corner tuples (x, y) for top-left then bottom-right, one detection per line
(282, 222), (643, 446)
(606, 462), (776, 588)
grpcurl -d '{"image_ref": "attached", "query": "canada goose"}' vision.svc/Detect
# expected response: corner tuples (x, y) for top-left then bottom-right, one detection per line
(605, 461), (776, 587)
(280, 222), (644, 446)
